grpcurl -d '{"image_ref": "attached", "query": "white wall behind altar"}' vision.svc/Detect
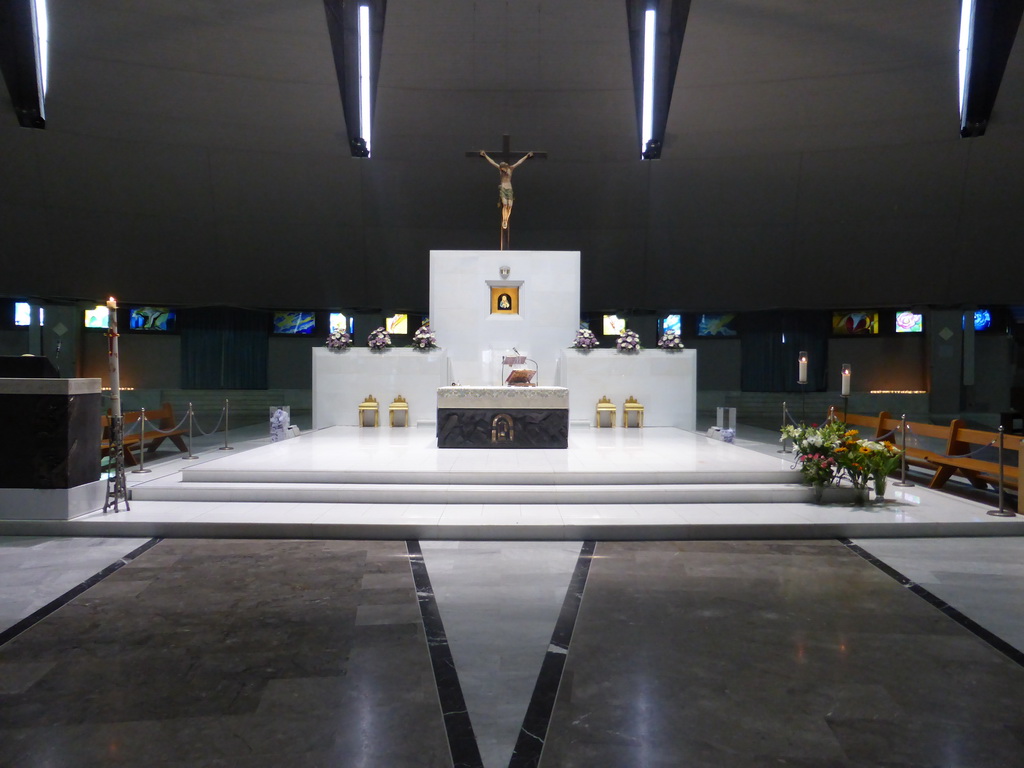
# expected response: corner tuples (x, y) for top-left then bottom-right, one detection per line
(429, 251), (580, 387)
(312, 347), (447, 428)
(560, 349), (697, 429)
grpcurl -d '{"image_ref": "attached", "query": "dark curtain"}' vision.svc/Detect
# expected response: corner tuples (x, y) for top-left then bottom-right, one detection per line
(740, 311), (829, 392)
(181, 307), (268, 389)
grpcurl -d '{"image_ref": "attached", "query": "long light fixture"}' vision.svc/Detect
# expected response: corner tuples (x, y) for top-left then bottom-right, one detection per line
(358, 4), (372, 156)
(958, 0), (975, 123)
(322, 0), (384, 157)
(956, 0), (1024, 137)
(0, 0), (48, 127)
(627, 0), (691, 160)
(640, 9), (656, 157)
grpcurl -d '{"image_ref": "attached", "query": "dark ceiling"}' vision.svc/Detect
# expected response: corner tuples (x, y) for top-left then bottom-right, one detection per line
(1, 0), (1023, 313)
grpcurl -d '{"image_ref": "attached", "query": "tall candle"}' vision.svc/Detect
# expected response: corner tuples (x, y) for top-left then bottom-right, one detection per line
(107, 297), (121, 419)
(798, 352), (808, 384)
(841, 364), (851, 396)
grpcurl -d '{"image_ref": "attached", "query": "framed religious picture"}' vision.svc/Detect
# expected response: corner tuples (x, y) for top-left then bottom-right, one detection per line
(490, 285), (519, 314)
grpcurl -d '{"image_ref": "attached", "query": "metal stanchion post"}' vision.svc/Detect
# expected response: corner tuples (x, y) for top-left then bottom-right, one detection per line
(778, 401), (789, 453)
(184, 401), (200, 460)
(988, 426), (1015, 517)
(894, 414), (914, 487)
(131, 407), (152, 474)
(219, 398), (234, 451)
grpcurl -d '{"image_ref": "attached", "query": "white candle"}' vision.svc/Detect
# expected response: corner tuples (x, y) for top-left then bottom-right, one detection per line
(841, 364), (851, 396)
(798, 352), (808, 384)
(107, 297), (122, 419)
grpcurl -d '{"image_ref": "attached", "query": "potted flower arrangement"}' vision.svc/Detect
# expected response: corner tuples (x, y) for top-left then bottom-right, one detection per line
(325, 329), (352, 350)
(411, 322), (438, 350)
(616, 328), (641, 353)
(367, 326), (391, 351)
(571, 328), (599, 350)
(781, 421), (845, 491)
(781, 421), (903, 503)
(854, 437), (903, 498)
(657, 330), (684, 350)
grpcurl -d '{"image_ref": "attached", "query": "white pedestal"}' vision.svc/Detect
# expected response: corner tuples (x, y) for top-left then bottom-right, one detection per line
(0, 480), (106, 521)
(313, 347), (448, 428)
(560, 348), (697, 429)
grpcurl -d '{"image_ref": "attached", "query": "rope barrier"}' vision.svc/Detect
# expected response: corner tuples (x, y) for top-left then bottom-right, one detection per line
(136, 411), (191, 436)
(191, 405), (226, 437)
(924, 440), (996, 460)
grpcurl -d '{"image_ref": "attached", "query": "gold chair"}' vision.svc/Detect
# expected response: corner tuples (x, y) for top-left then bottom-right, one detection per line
(623, 396), (644, 428)
(358, 395), (379, 427)
(596, 396), (617, 428)
(389, 395), (409, 427)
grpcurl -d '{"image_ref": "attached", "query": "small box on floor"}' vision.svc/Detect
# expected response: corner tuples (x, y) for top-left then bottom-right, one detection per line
(706, 426), (735, 443)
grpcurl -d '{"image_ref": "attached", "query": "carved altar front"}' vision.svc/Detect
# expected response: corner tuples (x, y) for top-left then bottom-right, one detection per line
(436, 386), (569, 449)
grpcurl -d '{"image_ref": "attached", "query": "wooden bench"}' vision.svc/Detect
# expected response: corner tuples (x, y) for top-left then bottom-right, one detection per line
(916, 423), (1021, 493)
(877, 413), (966, 476)
(833, 407), (1022, 514)
(101, 403), (189, 466)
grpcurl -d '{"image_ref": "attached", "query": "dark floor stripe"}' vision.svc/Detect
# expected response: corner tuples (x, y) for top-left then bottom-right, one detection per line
(406, 540), (483, 768)
(508, 540), (596, 768)
(839, 538), (1024, 669)
(0, 537), (163, 648)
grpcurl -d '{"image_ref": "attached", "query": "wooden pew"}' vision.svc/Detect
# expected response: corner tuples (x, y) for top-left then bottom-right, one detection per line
(917, 423), (1022, 493)
(877, 414), (964, 475)
(128, 403), (189, 455)
(100, 403), (189, 466)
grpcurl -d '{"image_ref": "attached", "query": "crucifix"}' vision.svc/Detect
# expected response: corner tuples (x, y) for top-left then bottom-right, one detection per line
(468, 134), (547, 250)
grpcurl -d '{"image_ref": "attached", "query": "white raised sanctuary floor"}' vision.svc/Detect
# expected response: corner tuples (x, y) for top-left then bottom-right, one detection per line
(2, 424), (1022, 540)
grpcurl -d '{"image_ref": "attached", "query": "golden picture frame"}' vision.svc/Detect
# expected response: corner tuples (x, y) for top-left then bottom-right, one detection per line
(490, 285), (519, 314)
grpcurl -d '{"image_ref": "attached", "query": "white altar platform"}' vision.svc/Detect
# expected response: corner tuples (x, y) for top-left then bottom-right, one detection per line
(2, 424), (1021, 541)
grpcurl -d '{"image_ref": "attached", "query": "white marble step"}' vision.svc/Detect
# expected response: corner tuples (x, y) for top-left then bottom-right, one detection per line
(179, 467), (802, 486)
(131, 481), (817, 505)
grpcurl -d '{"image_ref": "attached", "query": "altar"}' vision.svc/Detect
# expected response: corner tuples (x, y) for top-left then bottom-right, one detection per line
(311, 249), (698, 439)
(436, 386), (569, 449)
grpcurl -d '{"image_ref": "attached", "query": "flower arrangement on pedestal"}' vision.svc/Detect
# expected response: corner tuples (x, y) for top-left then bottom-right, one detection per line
(411, 322), (438, 350)
(616, 329), (641, 353)
(325, 329), (352, 350)
(572, 328), (599, 349)
(780, 421), (903, 501)
(657, 330), (684, 350)
(367, 326), (391, 351)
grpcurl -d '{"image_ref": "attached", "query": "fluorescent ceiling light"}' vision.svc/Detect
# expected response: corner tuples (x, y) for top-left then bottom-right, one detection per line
(358, 4), (372, 156)
(641, 9), (656, 156)
(32, 0), (48, 111)
(958, 0), (975, 118)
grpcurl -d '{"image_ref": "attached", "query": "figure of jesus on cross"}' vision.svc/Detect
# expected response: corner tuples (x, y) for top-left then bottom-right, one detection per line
(480, 150), (532, 234)
(470, 135), (546, 250)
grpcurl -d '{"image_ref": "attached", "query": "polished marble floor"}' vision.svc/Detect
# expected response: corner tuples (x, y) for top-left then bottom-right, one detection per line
(1, 536), (1023, 767)
(2, 422), (1023, 766)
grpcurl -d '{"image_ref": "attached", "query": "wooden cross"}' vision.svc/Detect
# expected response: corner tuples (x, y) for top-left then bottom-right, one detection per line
(468, 135), (546, 249)
(465, 134), (547, 162)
